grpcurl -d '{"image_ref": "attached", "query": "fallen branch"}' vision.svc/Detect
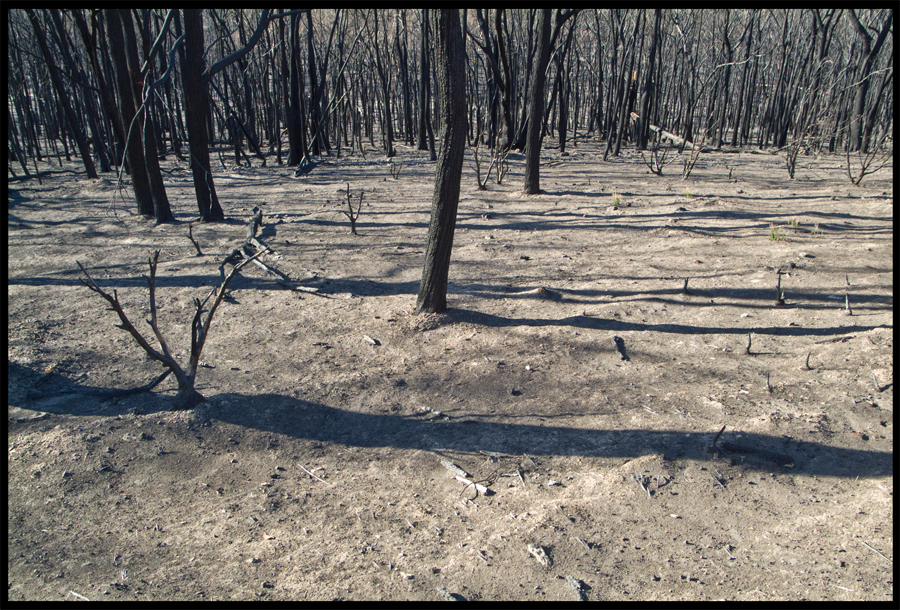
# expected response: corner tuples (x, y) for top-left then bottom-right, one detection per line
(219, 207), (321, 295)
(711, 425), (794, 467)
(649, 124), (698, 150)
(455, 475), (493, 497)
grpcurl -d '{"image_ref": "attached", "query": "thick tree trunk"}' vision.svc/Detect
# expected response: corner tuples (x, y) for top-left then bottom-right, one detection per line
(181, 9), (225, 222)
(495, 10), (515, 150)
(415, 9), (467, 315)
(118, 9), (175, 224)
(523, 10), (552, 195)
(105, 9), (155, 216)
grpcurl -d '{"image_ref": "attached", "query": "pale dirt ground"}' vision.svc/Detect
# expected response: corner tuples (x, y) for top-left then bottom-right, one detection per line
(7, 139), (893, 601)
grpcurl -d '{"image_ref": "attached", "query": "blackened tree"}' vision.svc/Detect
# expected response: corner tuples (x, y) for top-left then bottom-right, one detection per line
(415, 9), (467, 314)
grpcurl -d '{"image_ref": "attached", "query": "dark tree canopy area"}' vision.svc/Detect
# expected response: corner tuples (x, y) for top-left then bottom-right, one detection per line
(6, 8), (893, 221)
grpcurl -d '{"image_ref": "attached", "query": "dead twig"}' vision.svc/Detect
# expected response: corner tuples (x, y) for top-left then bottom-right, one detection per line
(802, 351), (813, 371)
(861, 541), (892, 563)
(572, 536), (591, 551)
(298, 464), (328, 484)
(67, 591), (90, 601)
(456, 474), (495, 498)
(187, 223), (203, 256)
(631, 473), (652, 499)
(709, 471), (726, 490)
(814, 334), (856, 344)
(710, 425), (727, 455)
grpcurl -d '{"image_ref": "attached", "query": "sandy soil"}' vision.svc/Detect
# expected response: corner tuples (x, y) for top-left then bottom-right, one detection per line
(7, 139), (893, 601)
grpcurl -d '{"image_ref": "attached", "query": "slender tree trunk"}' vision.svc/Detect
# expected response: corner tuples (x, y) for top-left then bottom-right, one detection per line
(415, 9), (467, 315)
(636, 9), (660, 150)
(612, 13), (640, 158)
(847, 9), (893, 152)
(305, 10), (324, 156)
(416, 9), (431, 151)
(24, 9), (98, 179)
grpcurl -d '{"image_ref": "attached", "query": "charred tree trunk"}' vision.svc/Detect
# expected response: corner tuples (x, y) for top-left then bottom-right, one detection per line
(416, 9), (432, 151)
(415, 9), (467, 315)
(847, 9), (893, 152)
(24, 9), (98, 179)
(181, 9), (225, 222)
(104, 9), (155, 216)
(118, 9), (175, 224)
(523, 10), (552, 194)
(636, 9), (660, 150)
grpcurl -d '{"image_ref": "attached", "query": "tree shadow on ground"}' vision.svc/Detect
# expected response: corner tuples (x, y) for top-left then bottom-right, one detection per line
(436, 307), (891, 338)
(9, 361), (891, 480)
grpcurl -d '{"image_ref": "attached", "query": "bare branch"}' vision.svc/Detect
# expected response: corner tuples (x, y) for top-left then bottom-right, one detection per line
(189, 248), (265, 373)
(144, 250), (173, 360)
(140, 9), (176, 76)
(77, 260), (178, 372)
(202, 9), (310, 84)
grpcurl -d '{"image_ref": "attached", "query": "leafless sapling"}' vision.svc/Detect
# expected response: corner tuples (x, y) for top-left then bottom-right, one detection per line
(78, 248), (263, 410)
(494, 147), (509, 185)
(640, 141), (677, 176)
(845, 121), (893, 185)
(472, 142), (492, 190)
(471, 126), (503, 190)
(681, 129), (707, 180)
(342, 183), (364, 235)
